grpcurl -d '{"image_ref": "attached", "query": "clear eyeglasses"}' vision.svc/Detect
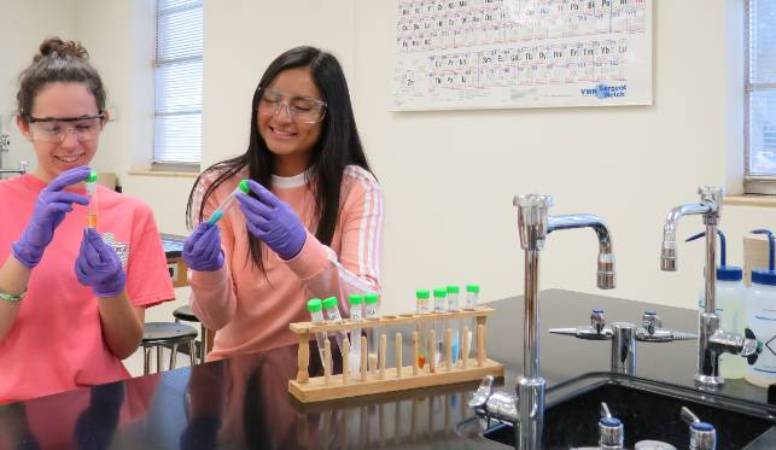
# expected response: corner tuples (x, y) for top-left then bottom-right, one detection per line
(258, 88), (327, 124)
(26, 113), (105, 143)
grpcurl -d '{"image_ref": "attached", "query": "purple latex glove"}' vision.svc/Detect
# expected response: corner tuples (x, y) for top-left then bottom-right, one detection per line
(75, 229), (126, 297)
(237, 180), (306, 260)
(12, 166), (90, 268)
(183, 222), (224, 271)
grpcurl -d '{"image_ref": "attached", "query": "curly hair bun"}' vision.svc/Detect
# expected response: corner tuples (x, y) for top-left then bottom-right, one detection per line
(35, 37), (89, 62)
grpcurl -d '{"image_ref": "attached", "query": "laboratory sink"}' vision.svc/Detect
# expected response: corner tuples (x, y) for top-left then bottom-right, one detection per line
(479, 372), (776, 450)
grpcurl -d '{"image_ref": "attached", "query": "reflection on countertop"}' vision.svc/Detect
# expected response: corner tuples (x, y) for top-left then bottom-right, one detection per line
(0, 289), (770, 449)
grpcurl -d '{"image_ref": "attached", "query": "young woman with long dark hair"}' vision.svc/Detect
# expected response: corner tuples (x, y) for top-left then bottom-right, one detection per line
(184, 46), (383, 360)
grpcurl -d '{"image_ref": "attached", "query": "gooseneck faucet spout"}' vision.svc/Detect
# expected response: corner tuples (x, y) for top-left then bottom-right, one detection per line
(548, 214), (615, 289)
(661, 201), (717, 272)
(513, 194), (616, 450)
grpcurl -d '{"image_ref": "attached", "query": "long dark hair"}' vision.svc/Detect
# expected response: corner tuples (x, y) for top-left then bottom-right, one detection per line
(186, 46), (373, 271)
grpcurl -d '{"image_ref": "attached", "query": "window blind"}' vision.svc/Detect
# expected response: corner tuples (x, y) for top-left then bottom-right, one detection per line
(747, 0), (776, 190)
(154, 0), (203, 165)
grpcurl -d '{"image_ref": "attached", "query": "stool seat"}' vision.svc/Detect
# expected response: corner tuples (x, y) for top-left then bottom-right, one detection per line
(172, 305), (211, 364)
(141, 322), (198, 374)
(142, 322), (198, 344)
(172, 305), (199, 323)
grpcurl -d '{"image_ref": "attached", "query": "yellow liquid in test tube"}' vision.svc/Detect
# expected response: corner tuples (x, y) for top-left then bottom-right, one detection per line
(86, 171), (98, 229)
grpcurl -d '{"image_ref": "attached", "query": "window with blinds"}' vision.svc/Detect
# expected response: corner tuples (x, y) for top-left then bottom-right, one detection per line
(154, 0), (203, 167)
(746, 0), (776, 194)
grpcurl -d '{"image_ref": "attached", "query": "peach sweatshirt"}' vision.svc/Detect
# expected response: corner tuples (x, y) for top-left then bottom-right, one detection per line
(189, 165), (383, 360)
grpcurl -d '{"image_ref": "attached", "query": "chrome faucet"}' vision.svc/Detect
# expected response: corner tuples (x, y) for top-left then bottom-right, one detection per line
(469, 195), (616, 450)
(515, 194), (615, 449)
(660, 186), (760, 387)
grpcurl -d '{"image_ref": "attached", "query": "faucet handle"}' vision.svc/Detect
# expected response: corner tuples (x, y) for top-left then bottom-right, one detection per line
(600, 401), (613, 420)
(514, 194), (554, 251)
(680, 407), (716, 450)
(698, 186), (724, 222)
(744, 328), (763, 366)
(514, 193), (554, 209)
(698, 186), (724, 203)
(468, 376), (519, 426)
(591, 307), (606, 334)
(641, 310), (662, 335)
(635, 310), (697, 342)
(550, 308), (613, 340)
(469, 375), (495, 411)
(599, 402), (624, 449)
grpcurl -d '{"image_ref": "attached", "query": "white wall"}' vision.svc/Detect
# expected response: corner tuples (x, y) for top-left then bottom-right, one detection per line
(3, 0), (776, 319)
(0, 0), (77, 170)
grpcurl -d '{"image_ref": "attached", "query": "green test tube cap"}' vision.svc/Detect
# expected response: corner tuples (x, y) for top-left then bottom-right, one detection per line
(365, 293), (380, 304)
(466, 284), (480, 293)
(238, 179), (250, 193)
(348, 294), (364, 305)
(306, 298), (322, 313)
(416, 289), (430, 300)
(433, 287), (447, 298)
(446, 285), (460, 294)
(322, 296), (338, 310)
(87, 170), (98, 183)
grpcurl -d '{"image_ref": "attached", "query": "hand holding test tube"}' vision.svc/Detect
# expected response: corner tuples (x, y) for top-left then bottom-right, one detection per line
(182, 222), (224, 271)
(208, 179), (250, 225)
(182, 179), (248, 271)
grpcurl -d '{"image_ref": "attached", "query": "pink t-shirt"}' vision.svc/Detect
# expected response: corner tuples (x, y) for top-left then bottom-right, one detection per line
(0, 174), (175, 404)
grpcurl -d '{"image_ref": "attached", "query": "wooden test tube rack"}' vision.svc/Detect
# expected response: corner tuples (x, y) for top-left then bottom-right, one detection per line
(288, 307), (504, 403)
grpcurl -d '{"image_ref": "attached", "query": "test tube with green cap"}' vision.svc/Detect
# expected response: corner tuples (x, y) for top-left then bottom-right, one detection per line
(208, 179), (250, 225)
(447, 285), (461, 363)
(364, 292), (380, 372)
(86, 170), (98, 229)
(465, 284), (480, 308)
(465, 284), (480, 358)
(433, 288), (448, 365)
(415, 289), (431, 369)
(322, 296), (346, 359)
(348, 294), (364, 374)
(306, 298), (329, 366)
(364, 292), (380, 317)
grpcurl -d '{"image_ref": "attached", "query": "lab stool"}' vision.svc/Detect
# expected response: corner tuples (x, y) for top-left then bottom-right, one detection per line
(172, 305), (211, 363)
(141, 322), (198, 375)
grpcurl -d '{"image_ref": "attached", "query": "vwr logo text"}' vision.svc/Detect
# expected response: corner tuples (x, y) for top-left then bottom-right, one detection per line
(580, 84), (628, 99)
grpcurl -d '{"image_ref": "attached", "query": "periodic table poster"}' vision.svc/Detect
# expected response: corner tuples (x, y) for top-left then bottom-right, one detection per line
(392, 0), (653, 111)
